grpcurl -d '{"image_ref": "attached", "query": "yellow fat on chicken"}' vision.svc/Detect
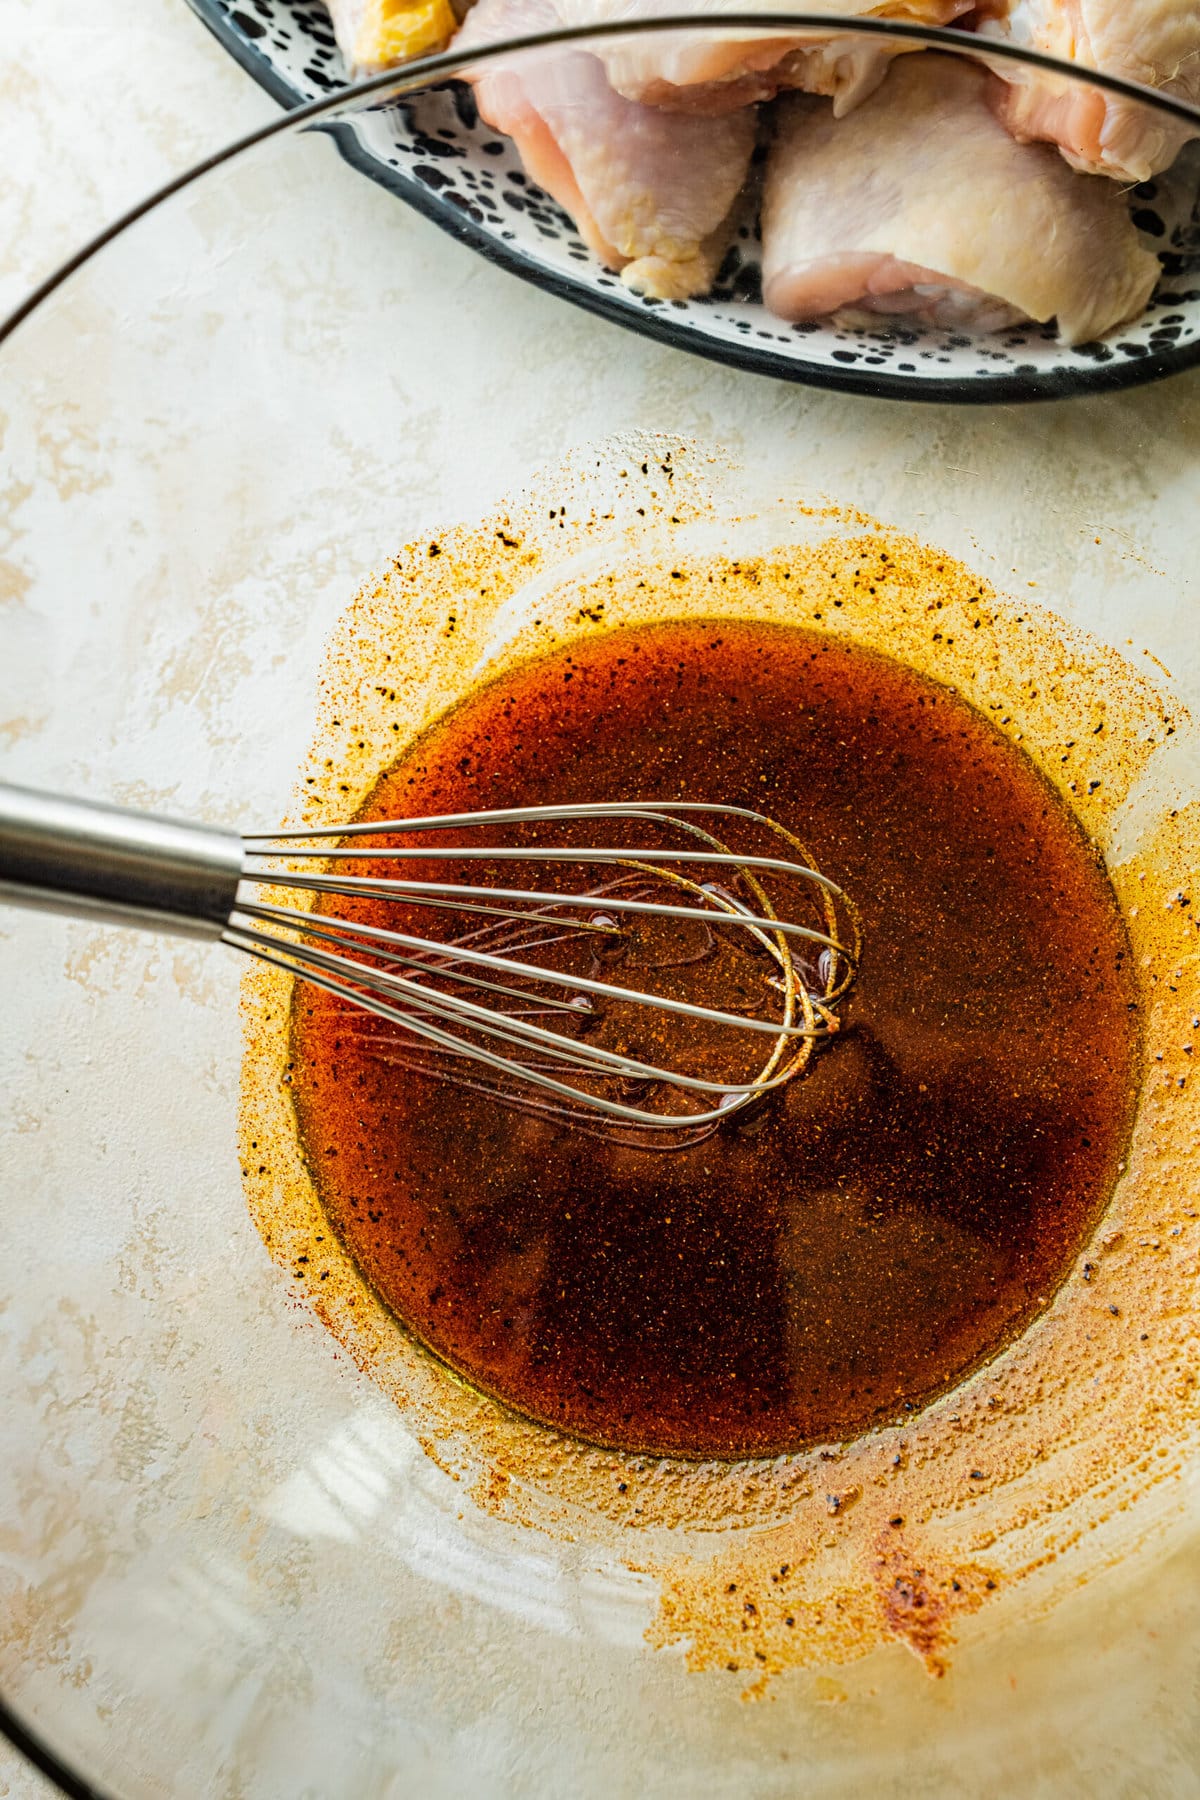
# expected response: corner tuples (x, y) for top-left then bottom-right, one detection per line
(328, 0), (458, 72)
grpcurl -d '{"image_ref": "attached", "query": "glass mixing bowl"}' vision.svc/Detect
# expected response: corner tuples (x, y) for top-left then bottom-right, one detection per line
(76, 12), (1200, 399)
(3, 24), (1200, 1796)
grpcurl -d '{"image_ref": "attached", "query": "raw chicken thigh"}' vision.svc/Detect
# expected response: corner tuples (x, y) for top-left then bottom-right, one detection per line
(977, 0), (1200, 179)
(761, 55), (1159, 342)
(550, 0), (974, 114)
(454, 0), (757, 298)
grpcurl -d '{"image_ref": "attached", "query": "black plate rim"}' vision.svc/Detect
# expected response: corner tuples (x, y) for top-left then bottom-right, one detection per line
(182, 0), (1200, 405)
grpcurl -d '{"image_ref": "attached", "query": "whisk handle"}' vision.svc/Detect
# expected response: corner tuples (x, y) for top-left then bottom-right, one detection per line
(0, 782), (243, 940)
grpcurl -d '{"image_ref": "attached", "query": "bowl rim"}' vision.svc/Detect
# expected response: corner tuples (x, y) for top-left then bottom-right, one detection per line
(4, 14), (1200, 1799)
(9, 13), (1200, 402)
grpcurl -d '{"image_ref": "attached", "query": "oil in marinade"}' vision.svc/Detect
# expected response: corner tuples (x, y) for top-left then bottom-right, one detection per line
(290, 620), (1139, 1459)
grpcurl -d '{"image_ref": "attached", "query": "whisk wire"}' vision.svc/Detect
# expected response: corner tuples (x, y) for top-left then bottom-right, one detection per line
(0, 781), (861, 1140)
(235, 898), (832, 1038)
(229, 924), (808, 1126)
(255, 869), (855, 957)
(235, 800), (864, 1133)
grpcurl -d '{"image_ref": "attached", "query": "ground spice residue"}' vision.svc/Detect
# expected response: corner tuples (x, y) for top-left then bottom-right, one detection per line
(239, 434), (1200, 1687)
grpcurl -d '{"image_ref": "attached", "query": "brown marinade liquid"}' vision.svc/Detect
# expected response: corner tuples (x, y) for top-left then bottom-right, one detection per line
(290, 621), (1139, 1458)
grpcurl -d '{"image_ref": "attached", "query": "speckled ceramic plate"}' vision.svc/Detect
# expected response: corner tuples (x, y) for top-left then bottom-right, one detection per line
(190, 2), (1200, 399)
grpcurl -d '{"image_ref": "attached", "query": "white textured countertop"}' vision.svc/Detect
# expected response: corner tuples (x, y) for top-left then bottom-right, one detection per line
(1, 14), (268, 1791)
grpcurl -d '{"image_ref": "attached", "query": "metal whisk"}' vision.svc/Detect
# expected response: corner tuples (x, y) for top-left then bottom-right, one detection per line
(0, 782), (861, 1144)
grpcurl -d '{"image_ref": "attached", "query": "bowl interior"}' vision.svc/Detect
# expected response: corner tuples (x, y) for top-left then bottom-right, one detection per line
(4, 84), (1200, 1796)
